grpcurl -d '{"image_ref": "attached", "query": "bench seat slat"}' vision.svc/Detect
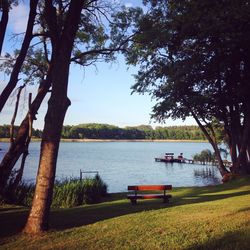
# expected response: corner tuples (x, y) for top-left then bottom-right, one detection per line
(127, 194), (172, 199)
(128, 185), (172, 191)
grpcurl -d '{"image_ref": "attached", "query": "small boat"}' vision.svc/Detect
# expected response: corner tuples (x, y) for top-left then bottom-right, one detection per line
(155, 153), (185, 163)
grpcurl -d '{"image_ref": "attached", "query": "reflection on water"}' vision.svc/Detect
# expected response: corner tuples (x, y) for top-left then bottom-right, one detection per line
(194, 167), (220, 185)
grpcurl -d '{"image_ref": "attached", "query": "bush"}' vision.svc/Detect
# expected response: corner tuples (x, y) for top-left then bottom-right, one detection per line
(193, 149), (215, 163)
(1, 182), (35, 206)
(3, 174), (107, 208)
(14, 183), (35, 206)
(52, 174), (108, 208)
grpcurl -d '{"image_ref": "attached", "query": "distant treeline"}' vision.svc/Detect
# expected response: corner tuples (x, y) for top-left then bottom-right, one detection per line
(0, 124), (207, 140)
(0, 125), (42, 139)
(62, 124), (207, 140)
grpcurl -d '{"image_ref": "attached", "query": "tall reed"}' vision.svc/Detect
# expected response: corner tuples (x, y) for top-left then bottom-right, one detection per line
(3, 174), (107, 208)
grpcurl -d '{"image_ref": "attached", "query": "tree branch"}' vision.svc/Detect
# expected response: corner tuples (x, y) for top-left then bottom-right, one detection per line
(70, 34), (134, 63)
(10, 85), (25, 145)
(0, 0), (38, 112)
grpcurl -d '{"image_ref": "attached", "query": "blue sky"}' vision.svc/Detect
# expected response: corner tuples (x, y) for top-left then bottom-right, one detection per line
(0, 0), (195, 129)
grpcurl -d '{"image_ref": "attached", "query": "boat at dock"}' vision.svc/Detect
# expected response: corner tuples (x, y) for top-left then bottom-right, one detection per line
(155, 153), (232, 167)
(155, 153), (186, 163)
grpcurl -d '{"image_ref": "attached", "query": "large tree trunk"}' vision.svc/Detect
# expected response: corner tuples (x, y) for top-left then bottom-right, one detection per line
(233, 112), (250, 174)
(0, 0), (38, 112)
(190, 110), (229, 176)
(0, 0), (9, 55)
(23, 0), (84, 234)
(227, 101), (250, 174)
(23, 94), (70, 233)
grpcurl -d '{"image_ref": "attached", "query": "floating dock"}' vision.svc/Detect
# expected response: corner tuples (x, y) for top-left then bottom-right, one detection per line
(155, 153), (232, 167)
(155, 157), (185, 163)
(155, 152), (186, 163)
(155, 157), (189, 164)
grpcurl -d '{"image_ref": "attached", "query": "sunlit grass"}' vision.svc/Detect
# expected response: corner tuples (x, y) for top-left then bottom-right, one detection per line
(0, 176), (249, 249)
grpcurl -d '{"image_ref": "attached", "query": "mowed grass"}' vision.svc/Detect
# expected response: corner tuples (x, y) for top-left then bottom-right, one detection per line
(0, 177), (250, 249)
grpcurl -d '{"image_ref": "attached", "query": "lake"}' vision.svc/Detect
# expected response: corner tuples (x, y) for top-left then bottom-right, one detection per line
(0, 141), (221, 193)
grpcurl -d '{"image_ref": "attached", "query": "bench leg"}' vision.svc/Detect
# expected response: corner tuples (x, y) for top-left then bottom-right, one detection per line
(131, 199), (137, 205)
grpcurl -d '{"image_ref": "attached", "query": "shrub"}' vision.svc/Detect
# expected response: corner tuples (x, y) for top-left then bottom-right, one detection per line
(3, 174), (107, 208)
(2, 182), (35, 206)
(193, 149), (215, 163)
(52, 174), (107, 208)
(14, 183), (35, 206)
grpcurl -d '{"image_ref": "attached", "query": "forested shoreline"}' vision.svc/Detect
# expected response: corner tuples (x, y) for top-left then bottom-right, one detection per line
(0, 124), (206, 140)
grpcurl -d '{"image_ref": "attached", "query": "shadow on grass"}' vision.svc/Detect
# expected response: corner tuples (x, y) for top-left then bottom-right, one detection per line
(0, 177), (249, 238)
(49, 188), (250, 232)
(0, 207), (25, 212)
(186, 226), (250, 250)
(0, 208), (28, 239)
(172, 189), (250, 206)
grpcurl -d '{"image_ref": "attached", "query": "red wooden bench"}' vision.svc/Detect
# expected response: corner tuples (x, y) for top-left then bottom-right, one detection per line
(127, 185), (172, 205)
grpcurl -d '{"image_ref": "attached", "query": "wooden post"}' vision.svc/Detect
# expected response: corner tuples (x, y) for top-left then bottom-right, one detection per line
(80, 169), (82, 181)
(28, 93), (32, 138)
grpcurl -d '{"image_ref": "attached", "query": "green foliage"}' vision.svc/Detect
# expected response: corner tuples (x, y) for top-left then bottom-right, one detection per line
(14, 182), (35, 206)
(52, 175), (107, 208)
(193, 149), (215, 163)
(1, 182), (35, 206)
(120, 0), (250, 123)
(0, 124), (11, 138)
(0, 124), (207, 140)
(0, 124), (42, 138)
(3, 175), (107, 208)
(61, 123), (207, 140)
(112, 1), (250, 173)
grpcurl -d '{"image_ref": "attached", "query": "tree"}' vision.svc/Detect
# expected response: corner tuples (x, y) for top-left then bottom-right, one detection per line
(22, 0), (86, 234)
(115, 0), (250, 176)
(23, 0), (132, 234)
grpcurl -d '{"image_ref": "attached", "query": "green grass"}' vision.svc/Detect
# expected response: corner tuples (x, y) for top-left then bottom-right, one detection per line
(0, 177), (250, 249)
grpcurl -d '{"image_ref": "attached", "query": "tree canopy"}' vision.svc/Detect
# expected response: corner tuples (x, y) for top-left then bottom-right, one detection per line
(113, 0), (250, 175)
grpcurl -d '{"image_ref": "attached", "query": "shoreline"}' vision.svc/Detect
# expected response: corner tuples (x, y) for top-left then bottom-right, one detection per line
(0, 138), (208, 143)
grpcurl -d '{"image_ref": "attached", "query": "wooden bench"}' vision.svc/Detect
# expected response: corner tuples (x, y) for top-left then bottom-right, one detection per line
(127, 185), (172, 205)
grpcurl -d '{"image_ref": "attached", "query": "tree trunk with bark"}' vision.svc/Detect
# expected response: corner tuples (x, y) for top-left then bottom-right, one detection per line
(233, 112), (250, 174)
(190, 110), (229, 176)
(23, 0), (85, 234)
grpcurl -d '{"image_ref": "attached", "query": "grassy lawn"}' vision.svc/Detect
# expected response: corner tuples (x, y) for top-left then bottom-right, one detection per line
(0, 177), (250, 249)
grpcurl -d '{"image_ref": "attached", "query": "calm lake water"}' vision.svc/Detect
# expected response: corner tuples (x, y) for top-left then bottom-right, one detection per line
(0, 141), (221, 193)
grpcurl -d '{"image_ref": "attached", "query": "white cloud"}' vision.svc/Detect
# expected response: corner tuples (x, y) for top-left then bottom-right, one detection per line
(9, 3), (29, 33)
(125, 2), (133, 8)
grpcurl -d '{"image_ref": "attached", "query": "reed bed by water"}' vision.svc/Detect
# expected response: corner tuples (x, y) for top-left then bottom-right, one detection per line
(52, 175), (107, 208)
(1, 175), (107, 208)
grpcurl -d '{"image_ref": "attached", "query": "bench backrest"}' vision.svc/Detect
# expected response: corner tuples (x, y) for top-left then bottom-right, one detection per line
(128, 185), (172, 191)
